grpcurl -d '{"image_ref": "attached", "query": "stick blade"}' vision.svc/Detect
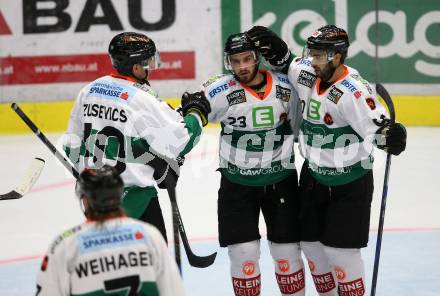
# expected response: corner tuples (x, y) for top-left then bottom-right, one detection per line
(0, 158), (45, 200)
(0, 190), (23, 200)
(186, 248), (217, 268)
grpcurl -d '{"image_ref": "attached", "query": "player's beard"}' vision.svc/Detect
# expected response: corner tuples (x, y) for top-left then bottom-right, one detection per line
(315, 62), (336, 82)
(235, 65), (259, 84)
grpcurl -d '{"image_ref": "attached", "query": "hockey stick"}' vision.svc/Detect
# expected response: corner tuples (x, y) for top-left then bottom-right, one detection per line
(370, 83), (396, 296)
(169, 185), (216, 268)
(11, 103), (216, 268)
(0, 157), (45, 200)
(11, 103), (79, 180)
(150, 154), (217, 269)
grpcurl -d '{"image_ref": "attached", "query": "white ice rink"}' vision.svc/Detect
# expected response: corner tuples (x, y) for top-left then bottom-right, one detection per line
(0, 126), (439, 295)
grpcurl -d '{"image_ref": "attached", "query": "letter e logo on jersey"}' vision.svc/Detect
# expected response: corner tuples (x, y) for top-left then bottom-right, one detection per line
(277, 259), (290, 273)
(252, 106), (274, 127)
(307, 99), (321, 121)
(242, 261), (256, 276)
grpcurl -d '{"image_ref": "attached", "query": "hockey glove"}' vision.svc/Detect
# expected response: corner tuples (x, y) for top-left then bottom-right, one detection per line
(246, 26), (292, 70)
(376, 122), (407, 156)
(149, 155), (180, 189)
(180, 91), (211, 127)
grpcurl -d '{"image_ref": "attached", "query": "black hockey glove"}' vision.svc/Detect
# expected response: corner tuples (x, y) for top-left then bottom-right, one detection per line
(147, 155), (180, 189)
(246, 26), (292, 70)
(376, 122), (407, 156)
(180, 91), (211, 127)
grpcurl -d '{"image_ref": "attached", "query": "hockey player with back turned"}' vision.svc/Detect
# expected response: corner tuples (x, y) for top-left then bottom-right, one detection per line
(36, 165), (185, 296)
(188, 32), (305, 295)
(63, 32), (211, 242)
(247, 25), (407, 295)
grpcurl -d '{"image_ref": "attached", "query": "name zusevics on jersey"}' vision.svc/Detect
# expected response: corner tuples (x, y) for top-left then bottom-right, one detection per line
(83, 104), (127, 123)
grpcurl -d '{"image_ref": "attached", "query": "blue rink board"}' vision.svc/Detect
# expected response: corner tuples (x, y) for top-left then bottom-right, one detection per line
(1, 231), (439, 296)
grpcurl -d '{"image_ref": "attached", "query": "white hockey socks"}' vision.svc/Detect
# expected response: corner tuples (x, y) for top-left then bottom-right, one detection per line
(300, 241), (338, 296)
(269, 241), (305, 295)
(324, 246), (366, 296)
(228, 240), (261, 296)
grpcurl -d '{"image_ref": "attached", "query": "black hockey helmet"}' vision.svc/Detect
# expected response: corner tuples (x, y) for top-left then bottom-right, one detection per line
(224, 33), (259, 70)
(224, 33), (257, 55)
(108, 32), (159, 75)
(76, 165), (124, 213)
(306, 25), (350, 61)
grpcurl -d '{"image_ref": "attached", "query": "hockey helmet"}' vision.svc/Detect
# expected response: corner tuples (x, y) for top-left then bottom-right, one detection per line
(75, 165), (124, 213)
(305, 25), (350, 63)
(224, 33), (259, 70)
(108, 32), (160, 75)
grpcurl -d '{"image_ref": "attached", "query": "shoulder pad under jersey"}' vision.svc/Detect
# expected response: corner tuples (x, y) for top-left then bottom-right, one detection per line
(272, 71), (291, 86)
(49, 225), (82, 254)
(339, 67), (372, 100)
(203, 74), (237, 100)
(133, 82), (160, 99)
(202, 74), (228, 88)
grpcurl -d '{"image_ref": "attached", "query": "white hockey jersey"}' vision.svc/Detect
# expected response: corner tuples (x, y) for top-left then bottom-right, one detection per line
(201, 69), (302, 186)
(36, 217), (184, 296)
(64, 73), (202, 189)
(288, 58), (389, 186)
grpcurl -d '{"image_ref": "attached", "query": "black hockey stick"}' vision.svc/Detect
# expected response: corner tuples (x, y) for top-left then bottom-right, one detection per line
(370, 83), (396, 296)
(149, 154), (217, 269)
(11, 103), (216, 268)
(11, 103), (79, 180)
(169, 185), (216, 268)
(0, 157), (45, 200)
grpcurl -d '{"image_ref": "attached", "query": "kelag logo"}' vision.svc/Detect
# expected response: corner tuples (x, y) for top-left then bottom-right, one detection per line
(221, 0), (440, 85)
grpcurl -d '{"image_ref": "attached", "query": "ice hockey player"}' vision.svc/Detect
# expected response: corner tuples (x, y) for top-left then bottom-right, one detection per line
(185, 32), (305, 295)
(62, 32), (211, 241)
(35, 165), (185, 296)
(247, 25), (407, 295)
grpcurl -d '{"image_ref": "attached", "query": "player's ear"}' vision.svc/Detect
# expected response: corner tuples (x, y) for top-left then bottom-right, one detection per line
(333, 52), (342, 66)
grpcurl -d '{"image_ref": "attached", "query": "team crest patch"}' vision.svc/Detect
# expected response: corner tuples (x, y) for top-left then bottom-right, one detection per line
(41, 255), (49, 271)
(327, 86), (344, 104)
(275, 85), (291, 102)
(226, 89), (246, 106)
(297, 70), (316, 88)
(366, 97), (376, 110)
(324, 113), (334, 125)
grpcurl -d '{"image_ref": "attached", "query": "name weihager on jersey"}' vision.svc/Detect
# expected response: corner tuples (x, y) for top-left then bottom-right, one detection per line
(36, 217), (185, 296)
(75, 251), (153, 278)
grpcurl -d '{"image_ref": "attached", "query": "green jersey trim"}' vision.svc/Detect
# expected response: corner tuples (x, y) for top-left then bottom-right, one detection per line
(122, 186), (158, 219)
(179, 114), (202, 156)
(306, 157), (373, 186)
(300, 120), (363, 149)
(220, 158), (295, 186)
(221, 121), (293, 153)
(71, 281), (159, 296)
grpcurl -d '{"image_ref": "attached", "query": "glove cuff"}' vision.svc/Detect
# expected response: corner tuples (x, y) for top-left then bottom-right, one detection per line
(187, 107), (208, 126)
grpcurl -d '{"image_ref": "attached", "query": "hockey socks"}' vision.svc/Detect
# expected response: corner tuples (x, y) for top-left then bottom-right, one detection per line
(269, 242), (305, 295)
(300, 241), (338, 296)
(324, 246), (366, 296)
(228, 241), (261, 296)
